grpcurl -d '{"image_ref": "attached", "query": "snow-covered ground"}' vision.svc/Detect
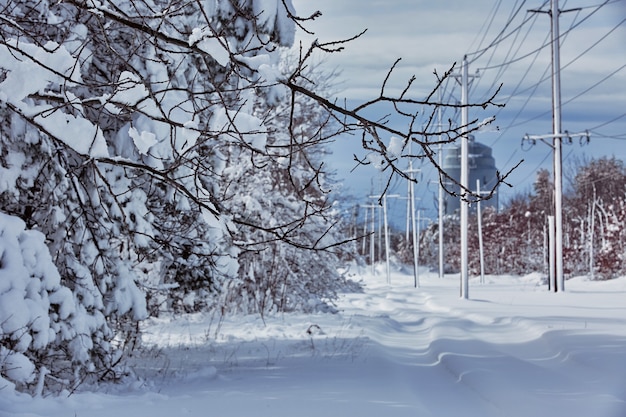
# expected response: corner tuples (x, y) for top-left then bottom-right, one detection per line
(3, 266), (626, 417)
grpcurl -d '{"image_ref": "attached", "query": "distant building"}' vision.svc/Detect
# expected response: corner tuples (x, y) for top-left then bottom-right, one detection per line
(442, 135), (499, 215)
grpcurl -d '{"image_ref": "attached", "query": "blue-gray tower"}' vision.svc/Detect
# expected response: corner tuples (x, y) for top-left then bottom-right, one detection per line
(442, 136), (499, 215)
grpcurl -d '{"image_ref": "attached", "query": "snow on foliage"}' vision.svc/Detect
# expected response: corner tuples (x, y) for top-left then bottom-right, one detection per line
(210, 108), (268, 151)
(128, 127), (158, 156)
(212, 54), (356, 316)
(0, 212), (78, 390)
(0, 0), (351, 396)
(0, 39), (108, 158)
(252, 0), (297, 46)
(188, 29), (231, 66)
(386, 136), (406, 158)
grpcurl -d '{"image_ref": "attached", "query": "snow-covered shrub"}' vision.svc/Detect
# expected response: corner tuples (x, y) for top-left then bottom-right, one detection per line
(0, 107), (150, 393)
(0, 212), (86, 393)
(214, 55), (357, 316)
(0, 0), (356, 395)
(0, 0), (371, 396)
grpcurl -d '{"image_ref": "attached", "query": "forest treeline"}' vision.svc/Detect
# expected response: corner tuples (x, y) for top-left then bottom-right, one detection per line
(371, 157), (626, 280)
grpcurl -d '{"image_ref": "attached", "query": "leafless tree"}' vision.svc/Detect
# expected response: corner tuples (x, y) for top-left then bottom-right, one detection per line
(280, 17), (519, 204)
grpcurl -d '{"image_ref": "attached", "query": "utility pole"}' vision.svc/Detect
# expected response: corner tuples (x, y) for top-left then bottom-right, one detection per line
(370, 193), (400, 285)
(551, 0), (565, 294)
(437, 88), (445, 280)
(453, 56), (480, 298)
(527, 0), (587, 293)
(383, 193), (391, 285)
(363, 204), (378, 275)
(408, 166), (421, 288)
(416, 209), (422, 286)
(476, 180), (487, 285)
(405, 138), (421, 288)
(361, 205), (368, 255)
(459, 56), (470, 299)
(371, 204), (376, 274)
(548, 215), (556, 291)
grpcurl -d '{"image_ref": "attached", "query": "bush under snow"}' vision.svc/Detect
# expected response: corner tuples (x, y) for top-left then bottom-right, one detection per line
(0, 212), (82, 393)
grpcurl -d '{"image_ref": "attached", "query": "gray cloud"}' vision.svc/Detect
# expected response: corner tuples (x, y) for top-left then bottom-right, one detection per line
(290, 0), (626, 216)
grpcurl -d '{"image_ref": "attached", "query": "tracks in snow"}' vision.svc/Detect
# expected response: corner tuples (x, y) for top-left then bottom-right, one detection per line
(336, 273), (626, 417)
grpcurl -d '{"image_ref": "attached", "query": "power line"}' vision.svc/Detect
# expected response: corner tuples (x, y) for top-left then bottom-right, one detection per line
(473, 2), (591, 137)
(482, 23), (551, 130)
(463, 0), (620, 132)
(508, 61), (626, 128)
(589, 113), (626, 132)
(467, 0), (505, 56)
(472, 0), (529, 82)
(467, 1), (546, 65)
(474, 6), (596, 72)
(460, 0), (625, 223)
(564, 62), (626, 104)
(576, 0), (624, 10)
(524, 0), (597, 293)
(473, 0), (615, 111)
(482, 12), (543, 94)
(516, 149), (552, 186)
(503, 12), (625, 107)
(589, 131), (626, 140)
(493, 14), (625, 131)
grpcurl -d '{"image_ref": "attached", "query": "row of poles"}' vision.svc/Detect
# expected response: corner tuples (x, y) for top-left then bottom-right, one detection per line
(362, 0), (585, 297)
(458, 0), (589, 298)
(363, 190), (422, 288)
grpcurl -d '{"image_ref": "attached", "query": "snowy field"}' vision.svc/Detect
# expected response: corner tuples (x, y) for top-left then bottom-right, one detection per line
(3, 266), (626, 417)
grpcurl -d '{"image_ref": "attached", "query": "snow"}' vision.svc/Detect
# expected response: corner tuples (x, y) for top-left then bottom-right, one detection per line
(111, 72), (150, 109)
(253, 0), (279, 30)
(1, 352), (35, 384)
(188, 28), (230, 66)
(28, 107), (109, 158)
(128, 126), (157, 156)
(0, 40), (82, 101)
(3, 267), (626, 417)
(237, 54), (282, 85)
(0, 39), (109, 158)
(0, 212), (78, 388)
(387, 135), (406, 158)
(366, 152), (386, 170)
(0, 151), (25, 193)
(210, 107), (268, 151)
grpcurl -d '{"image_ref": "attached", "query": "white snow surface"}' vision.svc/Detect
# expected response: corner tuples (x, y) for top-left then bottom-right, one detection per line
(3, 267), (626, 417)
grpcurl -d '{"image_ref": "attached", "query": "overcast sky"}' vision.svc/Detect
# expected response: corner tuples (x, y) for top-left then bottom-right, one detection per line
(291, 0), (626, 222)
